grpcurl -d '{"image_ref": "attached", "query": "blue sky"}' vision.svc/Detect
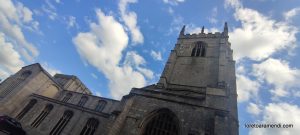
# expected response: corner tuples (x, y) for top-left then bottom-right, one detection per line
(0, 0), (300, 134)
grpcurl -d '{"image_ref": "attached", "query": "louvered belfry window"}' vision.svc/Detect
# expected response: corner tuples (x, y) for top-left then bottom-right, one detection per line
(191, 41), (206, 57)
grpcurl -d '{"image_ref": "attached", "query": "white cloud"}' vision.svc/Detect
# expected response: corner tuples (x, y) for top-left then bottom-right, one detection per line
(124, 51), (154, 79)
(42, 62), (61, 76)
(124, 51), (145, 66)
(250, 103), (300, 135)
(167, 15), (184, 35)
(236, 74), (260, 102)
(208, 18), (218, 25)
(252, 58), (300, 98)
(0, 33), (24, 79)
(73, 9), (153, 99)
(95, 91), (101, 97)
(137, 67), (154, 80)
(163, 0), (185, 6)
(224, 0), (241, 9)
(67, 16), (77, 28)
(247, 102), (262, 116)
(0, 0), (39, 61)
(91, 73), (98, 79)
(17, 3), (33, 23)
(224, 1), (300, 134)
(168, 7), (174, 14)
(45, 0), (56, 11)
(119, 0), (144, 45)
(42, 5), (57, 20)
(0, 0), (39, 79)
(226, 0), (297, 61)
(150, 50), (163, 61)
(42, 0), (62, 21)
(0, 70), (10, 81)
(236, 65), (245, 74)
(208, 7), (218, 24)
(284, 7), (300, 21)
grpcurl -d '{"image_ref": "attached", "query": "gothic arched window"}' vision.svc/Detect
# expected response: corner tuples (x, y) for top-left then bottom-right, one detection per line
(50, 110), (73, 135)
(78, 96), (88, 107)
(80, 118), (99, 135)
(95, 100), (107, 112)
(31, 104), (53, 128)
(16, 99), (37, 120)
(62, 93), (72, 102)
(142, 108), (179, 135)
(191, 41), (206, 57)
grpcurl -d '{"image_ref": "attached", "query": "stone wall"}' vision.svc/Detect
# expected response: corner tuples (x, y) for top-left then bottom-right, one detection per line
(14, 94), (112, 135)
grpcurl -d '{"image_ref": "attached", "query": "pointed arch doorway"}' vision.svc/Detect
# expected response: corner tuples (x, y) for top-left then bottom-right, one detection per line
(141, 108), (180, 135)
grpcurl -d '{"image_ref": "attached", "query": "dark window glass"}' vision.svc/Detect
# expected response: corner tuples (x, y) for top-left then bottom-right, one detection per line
(191, 48), (196, 56)
(31, 104), (53, 128)
(78, 96), (88, 107)
(21, 71), (32, 78)
(191, 42), (206, 57)
(62, 93), (72, 102)
(50, 110), (73, 135)
(143, 109), (179, 135)
(80, 118), (99, 135)
(95, 100), (107, 112)
(16, 99), (37, 120)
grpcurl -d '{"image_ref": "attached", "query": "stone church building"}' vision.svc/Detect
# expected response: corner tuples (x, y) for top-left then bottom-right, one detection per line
(0, 23), (238, 135)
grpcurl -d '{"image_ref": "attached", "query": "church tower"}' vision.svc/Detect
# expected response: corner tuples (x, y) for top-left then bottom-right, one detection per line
(0, 23), (238, 135)
(109, 23), (239, 135)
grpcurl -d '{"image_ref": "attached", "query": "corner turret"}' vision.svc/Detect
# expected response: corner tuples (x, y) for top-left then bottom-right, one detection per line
(179, 25), (186, 36)
(223, 22), (228, 36)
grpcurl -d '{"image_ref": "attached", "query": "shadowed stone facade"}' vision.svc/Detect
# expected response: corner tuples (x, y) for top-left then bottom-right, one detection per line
(0, 23), (238, 135)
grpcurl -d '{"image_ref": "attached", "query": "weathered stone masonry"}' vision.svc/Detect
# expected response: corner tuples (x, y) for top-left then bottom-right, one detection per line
(0, 23), (238, 135)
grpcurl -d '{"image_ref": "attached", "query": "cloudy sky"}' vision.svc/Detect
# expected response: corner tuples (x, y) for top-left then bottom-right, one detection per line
(0, 0), (300, 134)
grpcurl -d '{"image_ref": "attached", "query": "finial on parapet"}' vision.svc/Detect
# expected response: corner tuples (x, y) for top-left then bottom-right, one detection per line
(179, 25), (186, 36)
(223, 22), (228, 35)
(201, 26), (204, 34)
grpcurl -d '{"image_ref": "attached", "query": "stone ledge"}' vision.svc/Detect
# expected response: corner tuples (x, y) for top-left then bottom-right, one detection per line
(30, 94), (110, 118)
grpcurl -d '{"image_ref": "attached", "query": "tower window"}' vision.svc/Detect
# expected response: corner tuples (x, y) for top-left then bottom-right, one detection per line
(62, 93), (72, 102)
(142, 109), (179, 135)
(16, 99), (37, 120)
(191, 41), (206, 57)
(95, 100), (107, 112)
(80, 118), (99, 135)
(50, 110), (73, 135)
(31, 104), (53, 128)
(78, 96), (88, 107)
